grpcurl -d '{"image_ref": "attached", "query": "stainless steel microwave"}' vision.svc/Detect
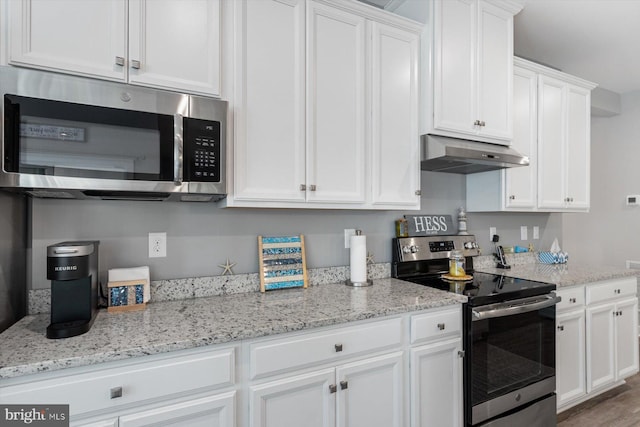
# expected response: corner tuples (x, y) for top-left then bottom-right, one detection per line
(0, 66), (226, 202)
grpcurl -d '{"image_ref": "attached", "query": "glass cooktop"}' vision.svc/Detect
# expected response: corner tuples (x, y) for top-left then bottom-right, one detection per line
(404, 271), (556, 306)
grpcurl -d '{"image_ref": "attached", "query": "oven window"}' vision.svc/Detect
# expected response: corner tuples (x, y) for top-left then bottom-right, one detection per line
(470, 306), (555, 406)
(4, 94), (174, 181)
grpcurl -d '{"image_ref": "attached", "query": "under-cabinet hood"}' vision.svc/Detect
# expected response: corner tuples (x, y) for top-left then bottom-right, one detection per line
(420, 135), (529, 174)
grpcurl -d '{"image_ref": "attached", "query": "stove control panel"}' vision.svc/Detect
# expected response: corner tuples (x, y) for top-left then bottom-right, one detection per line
(393, 235), (480, 262)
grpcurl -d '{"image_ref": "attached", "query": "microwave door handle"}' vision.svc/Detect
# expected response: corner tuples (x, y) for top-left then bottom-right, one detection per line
(471, 294), (561, 321)
(174, 114), (183, 185)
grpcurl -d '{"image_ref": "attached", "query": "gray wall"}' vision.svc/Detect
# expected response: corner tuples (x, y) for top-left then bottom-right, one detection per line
(30, 169), (562, 289)
(563, 90), (640, 267)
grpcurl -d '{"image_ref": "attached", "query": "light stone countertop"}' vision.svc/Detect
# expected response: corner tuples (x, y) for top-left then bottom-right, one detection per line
(0, 278), (465, 380)
(475, 262), (639, 288)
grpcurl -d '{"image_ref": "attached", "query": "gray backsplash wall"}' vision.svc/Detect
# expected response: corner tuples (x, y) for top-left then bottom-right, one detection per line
(29, 170), (562, 289)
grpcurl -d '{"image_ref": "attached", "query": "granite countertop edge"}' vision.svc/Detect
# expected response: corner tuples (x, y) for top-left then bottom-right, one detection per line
(0, 278), (465, 380)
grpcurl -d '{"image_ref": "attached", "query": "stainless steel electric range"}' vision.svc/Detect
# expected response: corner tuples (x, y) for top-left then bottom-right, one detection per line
(392, 235), (560, 427)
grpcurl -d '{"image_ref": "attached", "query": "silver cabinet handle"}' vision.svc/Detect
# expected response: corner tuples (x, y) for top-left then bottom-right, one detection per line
(437, 323), (445, 330)
(309, 185), (317, 192)
(335, 343), (343, 352)
(110, 387), (123, 399)
(329, 384), (337, 393)
(115, 56), (125, 66)
(509, 195), (515, 200)
(474, 120), (481, 126)
(458, 350), (465, 358)
(340, 380), (348, 390)
(557, 325), (564, 331)
(415, 190), (421, 196)
(300, 184), (306, 191)
(131, 59), (141, 69)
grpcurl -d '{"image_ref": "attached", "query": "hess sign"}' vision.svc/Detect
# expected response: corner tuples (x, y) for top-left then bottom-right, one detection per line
(405, 214), (453, 236)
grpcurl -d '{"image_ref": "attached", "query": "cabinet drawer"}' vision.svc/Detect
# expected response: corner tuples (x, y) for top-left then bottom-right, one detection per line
(556, 286), (585, 312)
(586, 277), (637, 305)
(410, 306), (461, 345)
(249, 317), (403, 380)
(0, 347), (235, 416)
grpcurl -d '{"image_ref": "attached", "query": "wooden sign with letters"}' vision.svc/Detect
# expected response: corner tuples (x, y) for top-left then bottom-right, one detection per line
(405, 214), (454, 236)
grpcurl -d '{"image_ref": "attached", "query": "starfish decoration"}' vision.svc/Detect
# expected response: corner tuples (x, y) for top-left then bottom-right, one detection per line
(218, 258), (236, 275)
(366, 252), (375, 265)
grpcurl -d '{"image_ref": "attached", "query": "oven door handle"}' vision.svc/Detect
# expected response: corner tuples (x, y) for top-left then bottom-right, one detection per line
(471, 294), (561, 321)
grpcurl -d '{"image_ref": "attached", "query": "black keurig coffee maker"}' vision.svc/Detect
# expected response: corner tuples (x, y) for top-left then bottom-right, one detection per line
(46, 241), (99, 339)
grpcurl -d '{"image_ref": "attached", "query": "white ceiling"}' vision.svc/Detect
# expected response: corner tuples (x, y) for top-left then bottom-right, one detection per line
(513, 0), (640, 94)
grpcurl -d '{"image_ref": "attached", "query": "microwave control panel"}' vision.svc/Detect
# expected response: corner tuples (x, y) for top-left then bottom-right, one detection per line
(184, 118), (220, 182)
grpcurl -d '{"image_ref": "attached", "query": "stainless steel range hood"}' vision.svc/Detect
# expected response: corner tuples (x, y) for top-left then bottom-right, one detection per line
(421, 135), (529, 174)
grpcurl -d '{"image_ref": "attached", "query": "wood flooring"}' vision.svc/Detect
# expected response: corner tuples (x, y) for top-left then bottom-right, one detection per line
(558, 368), (640, 426)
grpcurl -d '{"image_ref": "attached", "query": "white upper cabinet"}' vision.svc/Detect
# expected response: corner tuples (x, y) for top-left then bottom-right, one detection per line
(306, 1), (367, 204)
(537, 74), (594, 211)
(430, 0), (520, 145)
(466, 57), (596, 212)
(370, 22), (420, 208)
(8, 0), (221, 96)
(226, 0), (421, 209)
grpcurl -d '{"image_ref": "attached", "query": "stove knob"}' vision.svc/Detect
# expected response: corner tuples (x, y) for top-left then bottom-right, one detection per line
(410, 245), (420, 253)
(402, 245), (411, 254)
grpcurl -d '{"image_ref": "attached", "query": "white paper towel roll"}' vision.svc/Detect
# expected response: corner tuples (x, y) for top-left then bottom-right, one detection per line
(350, 234), (367, 283)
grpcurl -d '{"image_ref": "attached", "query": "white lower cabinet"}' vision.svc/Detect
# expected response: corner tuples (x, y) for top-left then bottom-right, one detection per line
(409, 307), (463, 427)
(556, 278), (639, 413)
(249, 352), (403, 427)
(410, 338), (462, 427)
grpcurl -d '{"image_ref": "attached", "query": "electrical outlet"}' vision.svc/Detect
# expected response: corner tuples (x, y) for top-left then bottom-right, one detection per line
(149, 232), (167, 258)
(533, 226), (540, 240)
(489, 227), (497, 241)
(520, 226), (528, 241)
(344, 229), (356, 249)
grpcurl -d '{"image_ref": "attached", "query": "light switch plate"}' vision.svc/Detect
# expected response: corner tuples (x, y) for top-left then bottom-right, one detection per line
(520, 226), (528, 241)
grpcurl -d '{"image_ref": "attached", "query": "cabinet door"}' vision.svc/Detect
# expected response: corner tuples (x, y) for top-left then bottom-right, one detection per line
(8, 0), (126, 80)
(336, 352), (403, 427)
(432, 0), (476, 137)
(586, 302), (616, 392)
(250, 369), (335, 427)
(556, 309), (586, 407)
(128, 0), (221, 96)
(565, 85), (591, 210)
(233, 0), (306, 202)
(119, 392), (235, 427)
(504, 65), (537, 209)
(615, 298), (639, 380)
(410, 338), (462, 427)
(306, 1), (366, 204)
(476, 1), (513, 142)
(537, 75), (567, 209)
(370, 22), (420, 209)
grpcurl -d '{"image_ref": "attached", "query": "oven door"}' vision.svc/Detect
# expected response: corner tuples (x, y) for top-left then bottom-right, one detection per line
(466, 293), (560, 425)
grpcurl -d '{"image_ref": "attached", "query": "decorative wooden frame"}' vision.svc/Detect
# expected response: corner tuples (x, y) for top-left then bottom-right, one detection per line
(258, 235), (308, 292)
(107, 279), (147, 313)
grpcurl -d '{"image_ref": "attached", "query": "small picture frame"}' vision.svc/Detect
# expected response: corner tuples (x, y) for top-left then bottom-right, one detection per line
(107, 279), (147, 313)
(258, 235), (308, 292)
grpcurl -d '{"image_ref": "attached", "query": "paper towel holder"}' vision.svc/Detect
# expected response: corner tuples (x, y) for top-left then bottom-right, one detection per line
(346, 230), (373, 287)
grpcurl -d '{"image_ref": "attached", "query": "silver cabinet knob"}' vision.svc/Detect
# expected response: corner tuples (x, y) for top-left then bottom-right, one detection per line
(110, 387), (123, 399)
(474, 120), (481, 126)
(340, 380), (348, 390)
(509, 195), (515, 200)
(115, 56), (125, 66)
(131, 59), (141, 69)
(300, 184), (306, 191)
(569, 298), (576, 303)
(329, 384), (337, 393)
(335, 343), (343, 352)
(557, 325), (564, 331)
(415, 190), (422, 196)
(437, 323), (445, 330)
(309, 185), (316, 192)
